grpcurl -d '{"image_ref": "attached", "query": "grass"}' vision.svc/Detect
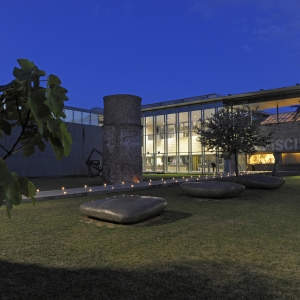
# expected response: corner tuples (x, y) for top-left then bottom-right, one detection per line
(1, 176), (300, 299)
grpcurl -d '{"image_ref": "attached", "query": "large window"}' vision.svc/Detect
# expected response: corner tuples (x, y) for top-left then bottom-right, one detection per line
(141, 101), (225, 173)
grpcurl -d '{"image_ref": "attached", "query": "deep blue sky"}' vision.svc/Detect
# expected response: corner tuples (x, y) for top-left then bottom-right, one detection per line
(1, 0), (299, 109)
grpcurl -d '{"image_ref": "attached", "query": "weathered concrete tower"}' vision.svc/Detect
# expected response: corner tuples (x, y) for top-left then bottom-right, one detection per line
(102, 94), (143, 184)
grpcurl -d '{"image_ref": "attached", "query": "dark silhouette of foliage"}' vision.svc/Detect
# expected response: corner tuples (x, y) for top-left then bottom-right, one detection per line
(0, 59), (72, 217)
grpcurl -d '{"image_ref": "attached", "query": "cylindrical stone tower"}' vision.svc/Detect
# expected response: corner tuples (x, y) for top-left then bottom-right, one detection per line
(102, 94), (143, 184)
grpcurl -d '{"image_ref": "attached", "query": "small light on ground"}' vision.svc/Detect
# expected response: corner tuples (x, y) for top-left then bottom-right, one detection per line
(89, 189), (92, 192)
(84, 185), (87, 188)
(62, 187), (64, 190)
(112, 187), (114, 189)
(64, 191), (66, 194)
(36, 189), (39, 192)
(104, 183), (106, 187)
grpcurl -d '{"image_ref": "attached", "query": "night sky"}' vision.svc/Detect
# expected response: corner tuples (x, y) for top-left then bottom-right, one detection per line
(1, 0), (299, 109)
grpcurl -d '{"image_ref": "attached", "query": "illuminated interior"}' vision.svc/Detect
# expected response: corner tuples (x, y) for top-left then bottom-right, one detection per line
(282, 153), (300, 164)
(248, 153), (275, 164)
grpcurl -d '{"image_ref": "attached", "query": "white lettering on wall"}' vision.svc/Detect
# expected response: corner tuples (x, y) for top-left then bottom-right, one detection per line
(275, 139), (283, 151)
(284, 138), (293, 150)
(264, 138), (299, 152)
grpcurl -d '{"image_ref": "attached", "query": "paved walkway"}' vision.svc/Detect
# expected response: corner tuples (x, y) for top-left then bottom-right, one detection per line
(22, 173), (239, 203)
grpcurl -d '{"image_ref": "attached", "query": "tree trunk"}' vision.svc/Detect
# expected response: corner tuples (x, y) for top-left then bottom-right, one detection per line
(272, 152), (281, 176)
(234, 151), (239, 177)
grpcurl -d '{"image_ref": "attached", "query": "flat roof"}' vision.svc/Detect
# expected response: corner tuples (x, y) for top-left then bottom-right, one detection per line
(141, 85), (300, 111)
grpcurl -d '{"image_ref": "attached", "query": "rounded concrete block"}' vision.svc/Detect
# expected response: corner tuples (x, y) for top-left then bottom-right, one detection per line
(236, 175), (285, 189)
(80, 195), (167, 224)
(181, 181), (245, 199)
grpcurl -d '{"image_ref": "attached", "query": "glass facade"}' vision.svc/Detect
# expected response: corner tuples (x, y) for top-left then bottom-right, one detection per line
(142, 101), (224, 174)
(63, 107), (102, 126)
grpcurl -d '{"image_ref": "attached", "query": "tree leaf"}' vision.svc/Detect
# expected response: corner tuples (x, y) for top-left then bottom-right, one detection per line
(20, 129), (35, 144)
(19, 176), (29, 195)
(47, 118), (61, 134)
(4, 173), (22, 206)
(60, 122), (72, 156)
(0, 186), (5, 207)
(33, 68), (46, 77)
(27, 90), (50, 118)
(22, 132), (46, 157)
(28, 181), (36, 206)
(46, 85), (68, 116)
(17, 59), (35, 70)
(0, 116), (11, 135)
(0, 159), (15, 184)
(49, 135), (64, 160)
(47, 75), (61, 86)
(13, 59), (35, 81)
(19, 176), (36, 205)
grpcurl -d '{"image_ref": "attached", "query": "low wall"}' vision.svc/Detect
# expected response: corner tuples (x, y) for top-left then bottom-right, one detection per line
(0, 123), (103, 178)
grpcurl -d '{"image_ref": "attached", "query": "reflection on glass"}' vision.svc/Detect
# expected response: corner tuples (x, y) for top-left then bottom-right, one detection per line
(166, 113), (175, 138)
(145, 155), (154, 172)
(191, 110), (201, 136)
(156, 154), (164, 172)
(82, 112), (90, 125)
(192, 155), (202, 171)
(203, 154), (216, 173)
(145, 116), (153, 135)
(91, 113), (99, 126)
(155, 115), (164, 153)
(74, 111), (82, 124)
(204, 108), (215, 119)
(167, 155), (177, 172)
(179, 155), (189, 172)
(64, 109), (73, 123)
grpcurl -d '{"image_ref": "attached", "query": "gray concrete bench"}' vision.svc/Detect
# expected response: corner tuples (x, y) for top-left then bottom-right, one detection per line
(181, 181), (245, 199)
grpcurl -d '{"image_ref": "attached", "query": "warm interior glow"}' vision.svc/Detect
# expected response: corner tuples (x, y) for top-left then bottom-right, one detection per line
(282, 153), (300, 164)
(249, 153), (275, 164)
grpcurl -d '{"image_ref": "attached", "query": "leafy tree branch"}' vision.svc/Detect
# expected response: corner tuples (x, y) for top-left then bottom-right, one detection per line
(0, 59), (72, 217)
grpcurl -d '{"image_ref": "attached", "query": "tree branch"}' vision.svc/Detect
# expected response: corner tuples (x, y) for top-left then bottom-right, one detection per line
(0, 144), (9, 153)
(2, 109), (31, 160)
(15, 93), (24, 129)
(13, 127), (38, 154)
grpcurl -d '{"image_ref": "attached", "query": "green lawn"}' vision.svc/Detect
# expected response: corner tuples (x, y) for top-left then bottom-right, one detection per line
(1, 177), (300, 299)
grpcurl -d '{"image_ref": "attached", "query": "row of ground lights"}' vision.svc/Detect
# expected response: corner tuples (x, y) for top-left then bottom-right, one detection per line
(35, 171), (256, 193)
